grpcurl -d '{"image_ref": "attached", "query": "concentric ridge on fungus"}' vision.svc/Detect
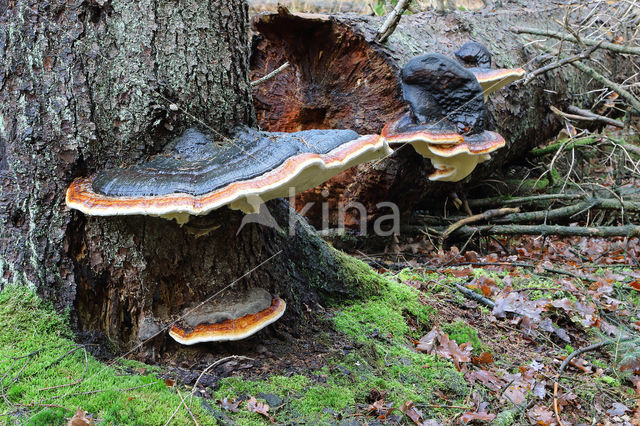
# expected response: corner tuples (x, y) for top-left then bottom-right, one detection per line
(168, 295), (286, 344)
(66, 126), (391, 224)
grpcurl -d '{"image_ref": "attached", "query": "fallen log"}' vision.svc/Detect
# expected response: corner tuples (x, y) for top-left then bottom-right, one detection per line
(250, 4), (637, 227)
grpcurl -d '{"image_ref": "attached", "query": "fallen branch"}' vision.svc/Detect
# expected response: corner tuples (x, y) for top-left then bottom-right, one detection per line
(467, 194), (584, 209)
(453, 283), (495, 309)
(450, 223), (640, 238)
(566, 106), (624, 128)
(493, 198), (640, 223)
(444, 261), (597, 282)
(375, 0), (412, 43)
(534, 43), (640, 113)
(436, 207), (520, 249)
(511, 26), (640, 56)
(523, 43), (601, 85)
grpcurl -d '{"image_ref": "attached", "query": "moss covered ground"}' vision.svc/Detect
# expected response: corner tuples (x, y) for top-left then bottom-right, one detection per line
(0, 260), (470, 425)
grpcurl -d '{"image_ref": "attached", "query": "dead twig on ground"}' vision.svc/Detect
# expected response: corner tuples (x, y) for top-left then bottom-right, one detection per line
(533, 43), (640, 113)
(511, 26), (640, 56)
(445, 223), (640, 238)
(523, 43), (602, 85)
(433, 208), (520, 250)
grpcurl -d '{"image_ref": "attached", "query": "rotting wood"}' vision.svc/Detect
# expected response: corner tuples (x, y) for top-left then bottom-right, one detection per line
(250, 4), (638, 227)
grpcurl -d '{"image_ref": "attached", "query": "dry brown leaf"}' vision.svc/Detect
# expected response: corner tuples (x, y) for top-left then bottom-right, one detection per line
(400, 400), (424, 425)
(68, 407), (94, 426)
(472, 352), (495, 366)
(246, 396), (274, 422)
(460, 410), (496, 423)
(220, 397), (240, 413)
(526, 404), (555, 425)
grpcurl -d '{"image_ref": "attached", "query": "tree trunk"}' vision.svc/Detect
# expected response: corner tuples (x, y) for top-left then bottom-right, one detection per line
(0, 0), (372, 349)
(250, 5), (636, 226)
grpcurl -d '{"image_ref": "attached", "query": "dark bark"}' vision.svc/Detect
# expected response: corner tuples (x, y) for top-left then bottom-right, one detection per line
(249, 5), (636, 225)
(0, 0), (373, 348)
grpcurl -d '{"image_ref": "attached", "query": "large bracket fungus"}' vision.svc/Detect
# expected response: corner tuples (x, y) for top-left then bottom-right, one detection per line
(66, 126), (391, 224)
(385, 51), (507, 181)
(66, 126), (390, 345)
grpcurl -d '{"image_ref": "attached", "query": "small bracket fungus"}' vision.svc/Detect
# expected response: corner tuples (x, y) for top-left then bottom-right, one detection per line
(382, 114), (504, 181)
(168, 288), (286, 345)
(383, 52), (506, 182)
(454, 41), (525, 99)
(66, 126), (390, 224)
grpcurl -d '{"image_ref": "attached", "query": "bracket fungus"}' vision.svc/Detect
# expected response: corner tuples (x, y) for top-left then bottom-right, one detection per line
(383, 52), (505, 181)
(454, 41), (526, 99)
(66, 126), (390, 224)
(168, 288), (286, 345)
(382, 113), (504, 181)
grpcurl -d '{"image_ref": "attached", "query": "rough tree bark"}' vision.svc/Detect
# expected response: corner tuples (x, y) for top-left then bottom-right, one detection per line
(0, 0), (375, 350)
(250, 5), (636, 226)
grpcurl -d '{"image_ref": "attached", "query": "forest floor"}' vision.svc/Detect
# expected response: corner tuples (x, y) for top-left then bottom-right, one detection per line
(0, 127), (639, 425)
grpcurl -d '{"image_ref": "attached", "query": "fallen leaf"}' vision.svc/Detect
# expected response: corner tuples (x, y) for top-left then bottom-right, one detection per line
(465, 369), (505, 391)
(401, 401), (424, 425)
(246, 396), (274, 422)
(220, 397), (240, 413)
(608, 402), (630, 416)
(472, 352), (494, 366)
(460, 411), (495, 423)
(527, 404), (555, 425)
(68, 407), (94, 426)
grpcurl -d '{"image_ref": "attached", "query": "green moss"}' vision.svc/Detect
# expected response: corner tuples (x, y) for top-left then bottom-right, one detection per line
(0, 286), (215, 425)
(442, 320), (486, 353)
(332, 274), (433, 342)
(492, 408), (519, 425)
(334, 249), (388, 299)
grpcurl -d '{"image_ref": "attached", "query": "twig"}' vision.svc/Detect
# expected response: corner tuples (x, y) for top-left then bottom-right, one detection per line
(566, 106), (624, 128)
(445, 223), (640, 238)
(176, 387), (199, 426)
(453, 283), (495, 309)
(435, 208), (520, 250)
(250, 62), (290, 87)
(553, 381), (564, 426)
(553, 336), (634, 425)
(558, 337), (633, 375)
(187, 355), (254, 409)
(534, 43), (640, 113)
(38, 347), (88, 391)
(511, 26), (640, 56)
(467, 194), (584, 209)
(375, 0), (412, 43)
(523, 42), (602, 85)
